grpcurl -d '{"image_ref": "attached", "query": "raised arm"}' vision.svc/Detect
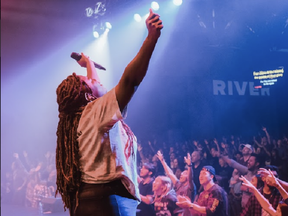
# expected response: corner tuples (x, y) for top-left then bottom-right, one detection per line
(184, 153), (194, 190)
(214, 138), (220, 153)
(13, 153), (28, 174)
(77, 53), (108, 98)
(220, 155), (248, 175)
(137, 143), (148, 164)
(262, 127), (271, 145)
(23, 151), (32, 169)
(240, 175), (277, 216)
(267, 170), (288, 200)
(148, 141), (156, 154)
(156, 151), (178, 185)
(259, 168), (288, 199)
(115, 9), (163, 111)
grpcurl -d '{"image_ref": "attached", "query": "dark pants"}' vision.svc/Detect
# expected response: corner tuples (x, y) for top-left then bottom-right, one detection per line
(70, 180), (138, 216)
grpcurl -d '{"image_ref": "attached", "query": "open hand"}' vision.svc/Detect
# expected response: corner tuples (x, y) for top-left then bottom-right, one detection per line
(265, 169), (279, 187)
(184, 153), (192, 166)
(258, 168), (270, 178)
(137, 144), (143, 152)
(176, 195), (192, 209)
(239, 175), (256, 192)
(156, 150), (164, 162)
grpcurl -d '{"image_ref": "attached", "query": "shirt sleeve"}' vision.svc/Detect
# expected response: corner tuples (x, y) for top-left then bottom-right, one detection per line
(78, 88), (123, 134)
(205, 188), (223, 216)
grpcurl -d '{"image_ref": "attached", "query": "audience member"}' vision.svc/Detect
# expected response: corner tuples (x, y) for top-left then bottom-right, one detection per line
(137, 163), (156, 216)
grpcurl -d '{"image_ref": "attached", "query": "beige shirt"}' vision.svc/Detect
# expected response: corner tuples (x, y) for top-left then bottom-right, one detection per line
(77, 88), (140, 201)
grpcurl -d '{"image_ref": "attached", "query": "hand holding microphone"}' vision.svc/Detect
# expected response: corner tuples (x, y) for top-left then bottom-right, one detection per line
(71, 52), (106, 71)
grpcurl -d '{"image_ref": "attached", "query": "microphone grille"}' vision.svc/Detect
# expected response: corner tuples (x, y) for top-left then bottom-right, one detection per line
(70, 52), (81, 61)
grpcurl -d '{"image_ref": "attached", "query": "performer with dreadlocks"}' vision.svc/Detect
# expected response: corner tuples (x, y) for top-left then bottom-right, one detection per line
(55, 9), (163, 216)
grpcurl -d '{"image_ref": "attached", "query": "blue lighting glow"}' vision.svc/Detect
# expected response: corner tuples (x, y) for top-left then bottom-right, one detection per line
(173, 0), (182, 6)
(151, 1), (160, 11)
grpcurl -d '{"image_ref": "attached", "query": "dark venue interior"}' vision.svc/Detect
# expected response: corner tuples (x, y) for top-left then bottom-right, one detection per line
(1, 0), (288, 215)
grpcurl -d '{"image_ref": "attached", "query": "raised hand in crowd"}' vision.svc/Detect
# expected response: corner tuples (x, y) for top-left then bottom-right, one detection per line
(184, 152), (192, 166)
(23, 151), (28, 158)
(156, 150), (164, 162)
(13, 153), (19, 159)
(239, 175), (283, 216)
(176, 195), (192, 209)
(137, 143), (143, 152)
(258, 168), (288, 200)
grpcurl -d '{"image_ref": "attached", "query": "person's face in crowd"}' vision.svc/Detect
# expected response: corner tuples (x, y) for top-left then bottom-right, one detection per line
(235, 153), (241, 161)
(247, 156), (259, 171)
(256, 147), (261, 154)
(242, 146), (251, 155)
(262, 137), (268, 145)
(140, 166), (151, 178)
(169, 147), (174, 154)
(203, 152), (207, 159)
(191, 151), (200, 163)
(218, 158), (226, 167)
(148, 154), (153, 161)
(251, 175), (258, 188)
(262, 170), (278, 186)
(152, 177), (164, 195)
(181, 144), (186, 152)
(179, 170), (188, 183)
(152, 155), (158, 167)
(199, 169), (213, 186)
(271, 149), (277, 157)
(197, 143), (203, 150)
(170, 153), (175, 161)
(173, 158), (179, 168)
(277, 139), (282, 147)
(78, 75), (107, 98)
(211, 148), (217, 157)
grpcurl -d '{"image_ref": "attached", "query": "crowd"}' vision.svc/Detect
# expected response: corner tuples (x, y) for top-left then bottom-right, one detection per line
(2, 127), (288, 215)
(136, 127), (288, 216)
(1, 151), (59, 213)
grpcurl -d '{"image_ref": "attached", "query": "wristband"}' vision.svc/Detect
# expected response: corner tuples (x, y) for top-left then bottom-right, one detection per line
(187, 164), (192, 167)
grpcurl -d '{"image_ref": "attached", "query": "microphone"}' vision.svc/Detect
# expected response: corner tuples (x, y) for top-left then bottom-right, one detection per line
(71, 52), (106, 71)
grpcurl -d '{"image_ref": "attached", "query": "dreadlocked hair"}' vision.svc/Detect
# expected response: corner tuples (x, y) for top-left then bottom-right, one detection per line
(55, 73), (92, 211)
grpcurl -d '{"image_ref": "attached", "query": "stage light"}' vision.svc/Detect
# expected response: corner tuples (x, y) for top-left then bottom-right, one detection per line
(93, 31), (100, 38)
(173, 0), (182, 6)
(151, 2), (160, 11)
(105, 22), (112, 29)
(134, 14), (142, 22)
(93, 24), (102, 39)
